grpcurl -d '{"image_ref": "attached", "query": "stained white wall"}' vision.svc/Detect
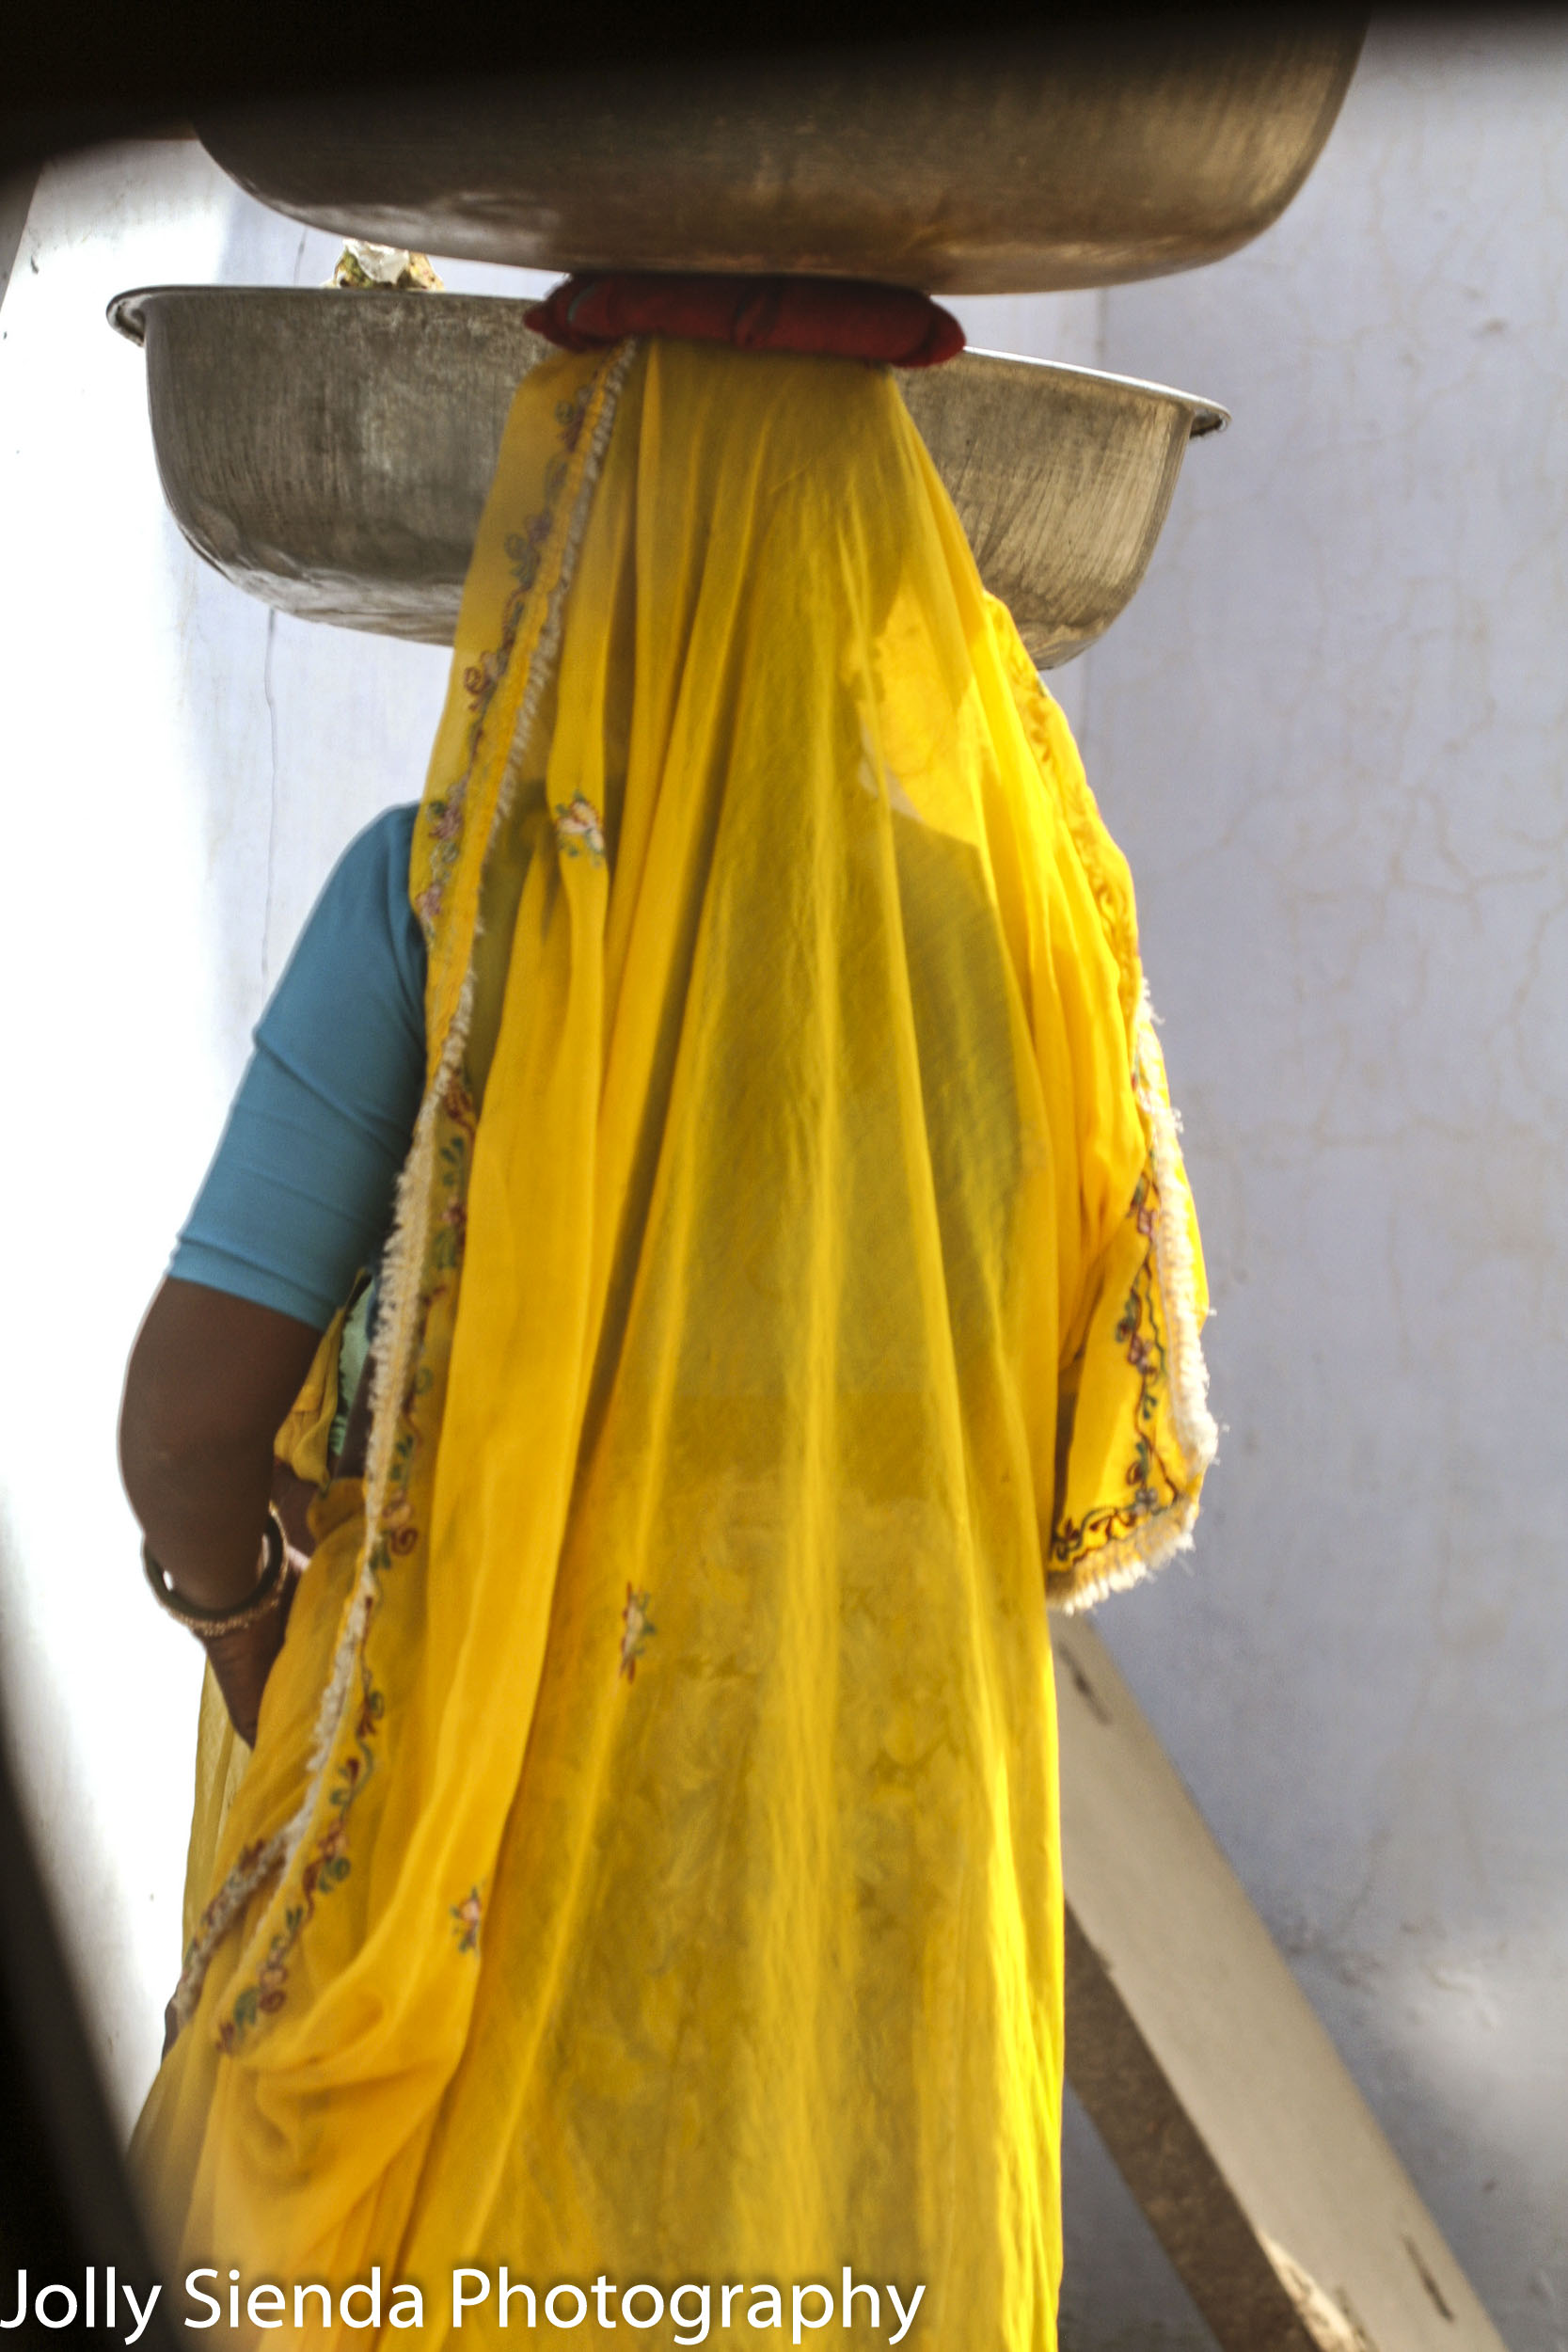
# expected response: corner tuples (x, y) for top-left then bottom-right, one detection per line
(0, 29), (1562, 2348)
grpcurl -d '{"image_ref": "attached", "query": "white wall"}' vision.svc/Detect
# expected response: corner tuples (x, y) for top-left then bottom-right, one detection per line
(1056, 22), (1568, 2350)
(0, 138), (551, 2120)
(1, 32), (1562, 2346)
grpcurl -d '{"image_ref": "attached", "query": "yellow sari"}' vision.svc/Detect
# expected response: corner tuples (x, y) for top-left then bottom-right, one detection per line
(135, 336), (1214, 2349)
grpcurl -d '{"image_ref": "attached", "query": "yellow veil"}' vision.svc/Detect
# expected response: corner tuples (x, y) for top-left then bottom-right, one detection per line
(135, 336), (1214, 2349)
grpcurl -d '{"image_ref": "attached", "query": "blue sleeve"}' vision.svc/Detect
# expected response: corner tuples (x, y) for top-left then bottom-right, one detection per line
(170, 803), (427, 1330)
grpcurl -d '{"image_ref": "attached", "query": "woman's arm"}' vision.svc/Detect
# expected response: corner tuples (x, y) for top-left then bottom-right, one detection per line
(119, 1277), (323, 1613)
(120, 1278), (327, 1744)
(123, 804), (427, 1742)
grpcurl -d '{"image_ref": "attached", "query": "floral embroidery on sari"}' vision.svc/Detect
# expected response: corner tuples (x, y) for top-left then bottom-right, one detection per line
(1046, 996), (1217, 1613)
(414, 383), (599, 940)
(451, 1887), (483, 1955)
(1049, 1167), (1181, 1578)
(554, 791), (607, 863)
(620, 1586), (657, 1681)
(212, 1067), (471, 2051)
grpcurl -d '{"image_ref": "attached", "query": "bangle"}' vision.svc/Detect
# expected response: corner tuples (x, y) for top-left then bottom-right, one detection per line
(142, 1505), (292, 1636)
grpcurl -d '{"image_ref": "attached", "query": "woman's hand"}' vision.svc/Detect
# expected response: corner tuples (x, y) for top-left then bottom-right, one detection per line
(200, 1457), (322, 1746)
(199, 1571), (299, 1748)
(120, 1279), (324, 1609)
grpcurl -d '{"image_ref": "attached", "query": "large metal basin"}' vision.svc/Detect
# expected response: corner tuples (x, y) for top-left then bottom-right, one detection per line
(109, 287), (1227, 669)
(196, 22), (1364, 294)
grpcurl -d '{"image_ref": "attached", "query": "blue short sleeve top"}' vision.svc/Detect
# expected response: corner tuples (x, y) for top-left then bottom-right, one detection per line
(170, 803), (427, 1330)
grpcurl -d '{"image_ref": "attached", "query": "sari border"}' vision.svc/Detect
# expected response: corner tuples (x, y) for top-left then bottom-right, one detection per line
(1048, 987), (1218, 1616)
(166, 340), (641, 2043)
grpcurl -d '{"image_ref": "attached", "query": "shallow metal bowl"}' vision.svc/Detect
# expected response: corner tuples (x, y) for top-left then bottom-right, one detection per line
(196, 21), (1363, 294)
(110, 286), (1226, 668)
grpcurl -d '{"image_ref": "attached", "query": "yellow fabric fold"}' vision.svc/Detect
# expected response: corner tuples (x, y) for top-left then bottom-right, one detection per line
(136, 336), (1212, 2351)
(272, 1303), (348, 1491)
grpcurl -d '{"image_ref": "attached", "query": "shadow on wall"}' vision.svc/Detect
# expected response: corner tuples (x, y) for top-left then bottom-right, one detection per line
(0, 1683), (179, 2350)
(1061, 2089), (1219, 2352)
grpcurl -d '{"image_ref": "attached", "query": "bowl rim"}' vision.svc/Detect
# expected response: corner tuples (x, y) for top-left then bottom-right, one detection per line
(106, 285), (1229, 438)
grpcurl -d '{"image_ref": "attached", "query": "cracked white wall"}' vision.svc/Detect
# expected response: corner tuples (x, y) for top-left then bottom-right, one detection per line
(0, 27), (1562, 2345)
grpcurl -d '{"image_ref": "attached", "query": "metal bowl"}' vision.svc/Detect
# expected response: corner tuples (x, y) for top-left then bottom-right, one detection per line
(109, 286), (1226, 668)
(196, 22), (1364, 294)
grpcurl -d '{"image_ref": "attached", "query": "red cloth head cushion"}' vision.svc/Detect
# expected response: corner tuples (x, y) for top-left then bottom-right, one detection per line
(525, 272), (965, 369)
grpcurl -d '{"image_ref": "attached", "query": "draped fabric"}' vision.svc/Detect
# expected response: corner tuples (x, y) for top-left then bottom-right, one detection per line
(135, 336), (1214, 2350)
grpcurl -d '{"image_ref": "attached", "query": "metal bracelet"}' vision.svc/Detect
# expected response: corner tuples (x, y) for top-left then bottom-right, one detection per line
(142, 1505), (291, 1637)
